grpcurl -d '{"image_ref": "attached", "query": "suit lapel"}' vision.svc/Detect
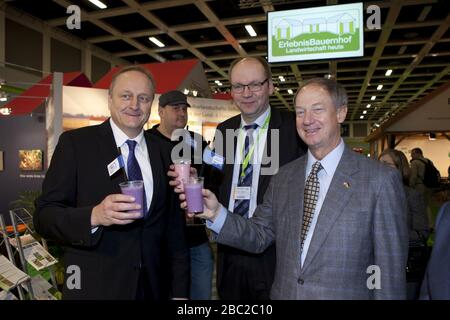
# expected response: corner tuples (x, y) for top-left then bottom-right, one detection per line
(288, 156), (307, 274)
(301, 147), (359, 271)
(220, 117), (241, 206)
(97, 119), (126, 194)
(144, 133), (163, 216)
(258, 107), (282, 202)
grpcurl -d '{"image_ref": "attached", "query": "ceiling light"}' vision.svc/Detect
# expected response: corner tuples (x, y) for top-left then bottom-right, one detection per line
(325, 74), (332, 79)
(377, 84), (383, 90)
(375, 123), (380, 127)
(183, 89), (189, 95)
(431, 53), (438, 57)
(385, 69), (393, 76)
(287, 89), (293, 94)
(149, 37), (165, 48)
(88, 0), (107, 9)
(245, 25), (257, 37)
(0, 107), (11, 115)
(192, 90), (198, 97)
(217, 82), (223, 86)
(366, 104), (371, 108)
(278, 76), (285, 82)
(214, 80), (220, 84)
(363, 110), (367, 114)
(0, 97), (6, 102)
(371, 96), (376, 101)
(360, 115), (364, 119)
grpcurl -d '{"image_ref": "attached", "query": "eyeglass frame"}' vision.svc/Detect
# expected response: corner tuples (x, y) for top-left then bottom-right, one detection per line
(231, 78), (269, 93)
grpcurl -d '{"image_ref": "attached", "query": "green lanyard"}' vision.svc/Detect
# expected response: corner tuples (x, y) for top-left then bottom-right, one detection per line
(240, 111), (271, 180)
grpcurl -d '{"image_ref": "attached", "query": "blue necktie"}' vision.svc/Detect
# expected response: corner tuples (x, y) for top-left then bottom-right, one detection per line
(126, 140), (147, 218)
(233, 123), (258, 218)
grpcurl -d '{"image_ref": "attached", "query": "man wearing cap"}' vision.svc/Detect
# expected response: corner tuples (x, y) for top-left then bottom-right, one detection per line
(148, 90), (214, 300)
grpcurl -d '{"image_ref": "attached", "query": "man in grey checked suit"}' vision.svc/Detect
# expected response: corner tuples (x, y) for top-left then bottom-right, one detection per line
(179, 78), (408, 299)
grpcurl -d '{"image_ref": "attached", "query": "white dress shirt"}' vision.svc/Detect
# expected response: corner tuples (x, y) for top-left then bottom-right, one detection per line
(110, 118), (153, 213)
(228, 106), (270, 218)
(300, 138), (345, 266)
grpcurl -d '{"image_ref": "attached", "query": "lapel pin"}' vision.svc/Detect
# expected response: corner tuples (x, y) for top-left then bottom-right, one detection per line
(343, 182), (350, 188)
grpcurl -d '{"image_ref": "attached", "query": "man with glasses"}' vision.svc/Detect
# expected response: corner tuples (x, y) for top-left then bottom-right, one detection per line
(34, 66), (189, 300)
(209, 57), (306, 300)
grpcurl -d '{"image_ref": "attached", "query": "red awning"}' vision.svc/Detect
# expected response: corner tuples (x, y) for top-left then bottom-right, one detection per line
(94, 59), (199, 93)
(3, 72), (92, 116)
(212, 92), (232, 100)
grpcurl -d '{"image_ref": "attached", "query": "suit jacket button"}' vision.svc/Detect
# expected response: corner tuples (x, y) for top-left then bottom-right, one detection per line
(297, 278), (304, 285)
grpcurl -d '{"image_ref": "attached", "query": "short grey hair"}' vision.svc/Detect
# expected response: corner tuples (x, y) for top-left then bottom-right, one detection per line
(109, 65), (156, 98)
(293, 78), (348, 109)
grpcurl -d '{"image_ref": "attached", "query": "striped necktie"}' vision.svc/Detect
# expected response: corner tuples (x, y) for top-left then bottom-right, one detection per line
(233, 123), (258, 217)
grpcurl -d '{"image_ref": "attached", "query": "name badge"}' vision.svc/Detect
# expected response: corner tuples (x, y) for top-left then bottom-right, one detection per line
(234, 187), (251, 200)
(107, 155), (124, 177)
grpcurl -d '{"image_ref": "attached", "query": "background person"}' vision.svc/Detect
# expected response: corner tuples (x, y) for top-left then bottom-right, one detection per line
(148, 89), (214, 300)
(379, 148), (429, 300)
(420, 201), (450, 300)
(379, 148), (429, 241)
(410, 147), (434, 229)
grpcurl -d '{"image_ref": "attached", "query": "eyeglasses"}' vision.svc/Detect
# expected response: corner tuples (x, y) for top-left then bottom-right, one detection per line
(231, 79), (268, 93)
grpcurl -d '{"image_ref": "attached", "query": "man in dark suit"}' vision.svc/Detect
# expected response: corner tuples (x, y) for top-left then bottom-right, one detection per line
(183, 78), (408, 299)
(34, 66), (189, 300)
(420, 201), (450, 299)
(209, 57), (305, 299)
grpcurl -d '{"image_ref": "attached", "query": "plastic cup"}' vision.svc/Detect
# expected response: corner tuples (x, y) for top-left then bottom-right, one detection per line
(184, 176), (204, 214)
(119, 180), (144, 218)
(174, 159), (191, 189)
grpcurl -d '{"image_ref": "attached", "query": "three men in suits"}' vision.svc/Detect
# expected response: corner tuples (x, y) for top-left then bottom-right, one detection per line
(420, 201), (450, 299)
(34, 66), (189, 300)
(209, 57), (305, 299)
(184, 78), (408, 299)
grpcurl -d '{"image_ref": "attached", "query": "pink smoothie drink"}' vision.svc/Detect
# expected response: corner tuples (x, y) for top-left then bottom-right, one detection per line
(184, 177), (204, 214)
(119, 180), (144, 218)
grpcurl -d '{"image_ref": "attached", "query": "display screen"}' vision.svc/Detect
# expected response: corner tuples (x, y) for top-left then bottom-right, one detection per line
(267, 2), (364, 63)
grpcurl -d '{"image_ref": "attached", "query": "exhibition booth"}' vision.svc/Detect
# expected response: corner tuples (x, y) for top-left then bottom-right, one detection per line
(0, 59), (239, 218)
(366, 80), (450, 178)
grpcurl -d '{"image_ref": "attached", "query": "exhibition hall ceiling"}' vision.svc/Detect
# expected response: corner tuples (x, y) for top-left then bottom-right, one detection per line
(3, 0), (450, 125)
